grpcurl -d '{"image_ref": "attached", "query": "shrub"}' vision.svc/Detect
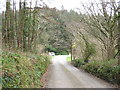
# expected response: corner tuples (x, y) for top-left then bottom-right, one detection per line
(58, 51), (69, 55)
(45, 45), (69, 55)
(72, 59), (85, 67)
(45, 45), (57, 52)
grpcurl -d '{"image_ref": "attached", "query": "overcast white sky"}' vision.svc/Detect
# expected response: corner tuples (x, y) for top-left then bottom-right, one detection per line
(0, 0), (99, 13)
(0, 0), (119, 13)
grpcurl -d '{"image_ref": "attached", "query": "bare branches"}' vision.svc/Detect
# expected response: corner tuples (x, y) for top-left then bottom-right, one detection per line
(78, 1), (119, 60)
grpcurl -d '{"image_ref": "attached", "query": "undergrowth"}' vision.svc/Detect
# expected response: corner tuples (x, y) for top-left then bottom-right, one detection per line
(1, 51), (50, 88)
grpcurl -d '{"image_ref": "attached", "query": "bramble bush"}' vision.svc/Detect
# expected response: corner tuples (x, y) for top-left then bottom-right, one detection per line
(1, 51), (50, 88)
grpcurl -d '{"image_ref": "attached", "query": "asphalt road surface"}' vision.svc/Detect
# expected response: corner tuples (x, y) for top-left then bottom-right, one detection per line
(47, 55), (116, 88)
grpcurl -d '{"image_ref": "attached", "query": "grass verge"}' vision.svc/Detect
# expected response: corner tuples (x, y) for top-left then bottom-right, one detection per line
(66, 56), (71, 62)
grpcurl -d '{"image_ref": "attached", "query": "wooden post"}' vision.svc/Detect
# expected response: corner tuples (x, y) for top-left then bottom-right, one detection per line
(71, 39), (73, 61)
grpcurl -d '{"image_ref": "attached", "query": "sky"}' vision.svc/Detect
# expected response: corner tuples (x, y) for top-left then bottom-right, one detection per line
(0, 0), (119, 13)
(0, 0), (99, 13)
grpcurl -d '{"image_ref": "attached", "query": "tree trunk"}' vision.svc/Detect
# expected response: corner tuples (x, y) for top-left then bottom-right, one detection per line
(118, 1), (120, 65)
(2, 12), (5, 47)
(27, 1), (32, 51)
(5, 2), (11, 49)
(107, 37), (115, 60)
(18, 1), (23, 50)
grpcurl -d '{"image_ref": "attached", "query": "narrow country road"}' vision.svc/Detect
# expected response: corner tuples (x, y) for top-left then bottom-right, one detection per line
(46, 55), (116, 88)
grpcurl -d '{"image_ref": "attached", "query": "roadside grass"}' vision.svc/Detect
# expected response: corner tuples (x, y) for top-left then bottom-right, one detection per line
(66, 56), (71, 62)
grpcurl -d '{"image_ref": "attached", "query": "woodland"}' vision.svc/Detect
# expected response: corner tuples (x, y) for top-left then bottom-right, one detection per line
(0, 0), (120, 88)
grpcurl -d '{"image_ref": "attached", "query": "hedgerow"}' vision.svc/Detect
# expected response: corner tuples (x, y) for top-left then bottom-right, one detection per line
(72, 59), (120, 85)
